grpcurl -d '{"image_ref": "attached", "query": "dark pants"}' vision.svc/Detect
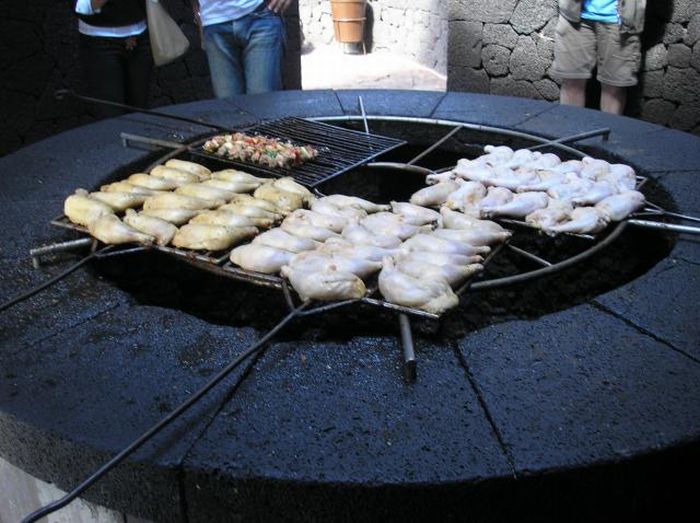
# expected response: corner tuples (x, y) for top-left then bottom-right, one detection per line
(79, 31), (153, 119)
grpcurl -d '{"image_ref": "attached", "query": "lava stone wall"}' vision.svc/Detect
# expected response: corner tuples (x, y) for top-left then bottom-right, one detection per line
(448, 0), (700, 135)
(0, 0), (301, 157)
(299, 0), (448, 74)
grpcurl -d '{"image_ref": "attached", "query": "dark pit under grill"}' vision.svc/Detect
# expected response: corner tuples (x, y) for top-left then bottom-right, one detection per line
(1, 90), (699, 523)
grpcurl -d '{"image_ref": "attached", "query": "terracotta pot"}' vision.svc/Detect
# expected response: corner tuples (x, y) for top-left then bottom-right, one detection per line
(330, 0), (367, 43)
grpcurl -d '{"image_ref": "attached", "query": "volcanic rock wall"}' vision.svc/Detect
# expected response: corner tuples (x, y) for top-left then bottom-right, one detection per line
(299, 0), (448, 74)
(1, 0), (301, 157)
(448, 0), (700, 135)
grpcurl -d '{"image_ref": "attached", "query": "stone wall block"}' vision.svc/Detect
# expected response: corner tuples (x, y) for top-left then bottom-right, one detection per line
(670, 105), (700, 131)
(447, 66), (490, 93)
(640, 70), (665, 98)
(685, 14), (700, 46)
(663, 66), (700, 103)
(449, 20), (484, 68)
(482, 45), (511, 76)
(641, 99), (677, 125)
(667, 44), (692, 68)
(510, 0), (558, 35)
(534, 78), (560, 101)
(491, 77), (541, 99)
(663, 23), (686, 45)
(510, 35), (546, 81)
(691, 42), (700, 73)
(449, 0), (518, 23)
(482, 23), (518, 49)
(643, 44), (668, 71)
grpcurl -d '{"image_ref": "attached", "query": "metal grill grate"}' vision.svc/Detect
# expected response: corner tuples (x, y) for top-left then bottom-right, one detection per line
(193, 117), (406, 188)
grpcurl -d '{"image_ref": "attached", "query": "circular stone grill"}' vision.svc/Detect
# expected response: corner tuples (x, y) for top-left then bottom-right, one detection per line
(1, 90), (699, 522)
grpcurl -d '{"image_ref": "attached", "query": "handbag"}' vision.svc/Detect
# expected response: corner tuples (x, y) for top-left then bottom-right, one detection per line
(146, 0), (190, 66)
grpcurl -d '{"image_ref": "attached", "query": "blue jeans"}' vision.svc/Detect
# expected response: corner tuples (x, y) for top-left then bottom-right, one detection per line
(203, 8), (285, 98)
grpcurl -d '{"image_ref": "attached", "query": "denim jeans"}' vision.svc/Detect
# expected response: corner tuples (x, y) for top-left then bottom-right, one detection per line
(203, 8), (285, 98)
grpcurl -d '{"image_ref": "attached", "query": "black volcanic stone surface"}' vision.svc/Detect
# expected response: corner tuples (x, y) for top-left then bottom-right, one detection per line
(1, 92), (699, 521)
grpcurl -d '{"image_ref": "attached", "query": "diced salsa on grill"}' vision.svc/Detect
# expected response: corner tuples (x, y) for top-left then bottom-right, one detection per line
(202, 133), (319, 169)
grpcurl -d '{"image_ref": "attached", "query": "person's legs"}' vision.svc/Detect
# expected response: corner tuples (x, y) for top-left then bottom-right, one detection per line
(79, 34), (127, 118)
(596, 22), (641, 114)
(242, 9), (285, 94)
(600, 84), (627, 115)
(124, 31), (153, 109)
(552, 15), (597, 107)
(203, 21), (246, 98)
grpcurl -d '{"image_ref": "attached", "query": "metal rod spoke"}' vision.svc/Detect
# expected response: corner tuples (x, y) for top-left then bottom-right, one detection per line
(359, 96), (370, 135)
(627, 219), (700, 235)
(506, 244), (553, 267)
(399, 314), (417, 383)
(528, 128), (611, 151)
(408, 125), (463, 166)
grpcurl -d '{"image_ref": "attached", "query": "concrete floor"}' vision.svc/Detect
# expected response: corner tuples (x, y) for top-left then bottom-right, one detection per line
(301, 44), (446, 91)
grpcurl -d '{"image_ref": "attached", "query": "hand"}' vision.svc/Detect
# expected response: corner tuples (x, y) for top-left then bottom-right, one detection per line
(266, 0), (292, 14)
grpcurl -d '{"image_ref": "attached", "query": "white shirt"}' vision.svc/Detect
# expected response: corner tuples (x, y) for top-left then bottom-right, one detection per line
(75, 0), (147, 37)
(197, 0), (264, 27)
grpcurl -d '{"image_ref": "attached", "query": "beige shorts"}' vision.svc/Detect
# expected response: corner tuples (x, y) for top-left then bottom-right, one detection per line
(552, 15), (641, 87)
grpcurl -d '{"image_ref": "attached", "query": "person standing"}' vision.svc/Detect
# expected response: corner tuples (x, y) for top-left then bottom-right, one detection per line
(553, 0), (646, 115)
(194, 0), (291, 98)
(74, 0), (153, 118)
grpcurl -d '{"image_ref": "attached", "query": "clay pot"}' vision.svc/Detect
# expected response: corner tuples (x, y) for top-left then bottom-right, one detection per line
(330, 0), (367, 43)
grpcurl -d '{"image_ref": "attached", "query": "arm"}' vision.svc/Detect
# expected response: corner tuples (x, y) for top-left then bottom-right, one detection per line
(266, 0), (292, 14)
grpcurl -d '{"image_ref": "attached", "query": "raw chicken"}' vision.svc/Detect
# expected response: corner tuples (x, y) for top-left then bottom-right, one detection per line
(285, 209), (349, 233)
(318, 238), (398, 262)
(123, 209), (178, 246)
(452, 161), (494, 183)
(319, 195), (390, 213)
(280, 266), (366, 301)
(480, 191), (549, 219)
(546, 207), (608, 235)
(165, 159), (211, 179)
(478, 166), (538, 190)
(378, 258), (459, 315)
(88, 214), (154, 245)
(273, 177), (315, 204)
(150, 166), (201, 186)
(522, 152), (561, 170)
(440, 207), (508, 233)
(212, 169), (269, 186)
(425, 172), (456, 185)
(288, 251), (382, 279)
(218, 203), (282, 221)
(600, 164), (637, 192)
(445, 181), (487, 211)
(254, 183), (305, 213)
(360, 212), (423, 240)
(502, 149), (535, 169)
(525, 199), (573, 229)
(140, 208), (201, 225)
(580, 157), (610, 180)
(410, 181), (460, 207)
(143, 192), (224, 211)
(401, 234), (490, 256)
(477, 186), (514, 212)
(230, 243), (295, 273)
(89, 191), (148, 211)
(281, 219), (338, 242)
(516, 170), (568, 192)
(341, 223), (402, 248)
(396, 258), (483, 287)
(253, 228), (319, 253)
(312, 199), (367, 221)
(552, 160), (583, 175)
(595, 190), (645, 221)
(547, 178), (594, 201)
(175, 183), (236, 202)
(390, 201), (441, 225)
(126, 173), (179, 191)
(100, 181), (159, 195)
(482, 145), (514, 162)
(572, 181), (618, 206)
(172, 224), (257, 251)
(64, 189), (114, 227)
(397, 251), (483, 267)
(432, 227), (510, 246)
(190, 210), (266, 229)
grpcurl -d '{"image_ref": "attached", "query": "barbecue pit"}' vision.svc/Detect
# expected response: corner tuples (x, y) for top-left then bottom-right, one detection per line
(1, 90), (699, 522)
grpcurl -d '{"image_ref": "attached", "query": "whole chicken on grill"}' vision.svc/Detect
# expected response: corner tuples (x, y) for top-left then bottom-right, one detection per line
(571, 181), (618, 206)
(190, 210), (266, 229)
(202, 178), (259, 194)
(175, 183), (237, 202)
(252, 228), (319, 253)
(516, 171), (568, 192)
(445, 181), (487, 212)
(100, 181), (161, 196)
(226, 194), (282, 214)
(172, 224), (257, 251)
(288, 251), (383, 279)
(123, 209), (178, 246)
(64, 189), (114, 227)
(476, 186), (513, 211)
(409, 181), (460, 207)
(525, 199), (574, 230)
(281, 219), (338, 242)
(127, 173), (179, 191)
(230, 243), (295, 273)
(595, 190), (645, 221)
(254, 183), (305, 214)
(480, 191), (549, 219)
(547, 178), (594, 201)
(165, 159), (211, 179)
(546, 207), (609, 235)
(144, 192), (224, 211)
(150, 166), (201, 186)
(211, 170), (268, 190)
(440, 207), (509, 234)
(140, 208), (201, 226)
(89, 191), (148, 212)
(390, 201), (441, 225)
(378, 258), (459, 315)
(401, 234), (490, 256)
(395, 258), (483, 287)
(312, 199), (368, 221)
(272, 177), (315, 205)
(319, 195), (390, 213)
(398, 251), (483, 268)
(218, 203), (282, 221)
(360, 212), (424, 240)
(318, 238), (398, 262)
(432, 227), (510, 246)
(280, 266), (366, 301)
(600, 164), (637, 192)
(342, 223), (403, 249)
(285, 209), (349, 233)
(88, 214), (154, 245)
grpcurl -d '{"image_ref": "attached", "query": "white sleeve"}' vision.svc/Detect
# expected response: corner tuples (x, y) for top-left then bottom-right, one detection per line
(75, 0), (101, 15)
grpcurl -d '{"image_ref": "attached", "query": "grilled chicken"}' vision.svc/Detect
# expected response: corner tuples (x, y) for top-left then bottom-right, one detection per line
(202, 178), (259, 194)
(280, 266), (366, 301)
(272, 177), (315, 205)
(172, 224), (257, 251)
(312, 199), (368, 221)
(546, 207), (609, 235)
(175, 183), (236, 202)
(360, 212), (424, 240)
(595, 190), (645, 221)
(230, 243), (295, 273)
(190, 210), (265, 229)
(218, 203), (282, 221)
(140, 208), (201, 225)
(89, 191), (148, 211)
(281, 219), (338, 242)
(226, 194), (282, 214)
(390, 201), (441, 225)
(445, 181), (487, 212)
(143, 192), (224, 211)
(252, 228), (319, 253)
(401, 234), (490, 256)
(409, 181), (460, 207)
(64, 189), (114, 227)
(341, 223), (403, 249)
(88, 214), (154, 245)
(150, 166), (201, 186)
(100, 181), (160, 195)
(319, 195), (390, 213)
(480, 191), (549, 219)
(211, 169), (269, 186)
(289, 251), (382, 279)
(396, 258), (483, 287)
(123, 209), (177, 246)
(525, 199), (574, 229)
(126, 173), (180, 191)
(164, 159), (211, 179)
(378, 258), (459, 315)
(285, 209), (349, 233)
(254, 183), (305, 214)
